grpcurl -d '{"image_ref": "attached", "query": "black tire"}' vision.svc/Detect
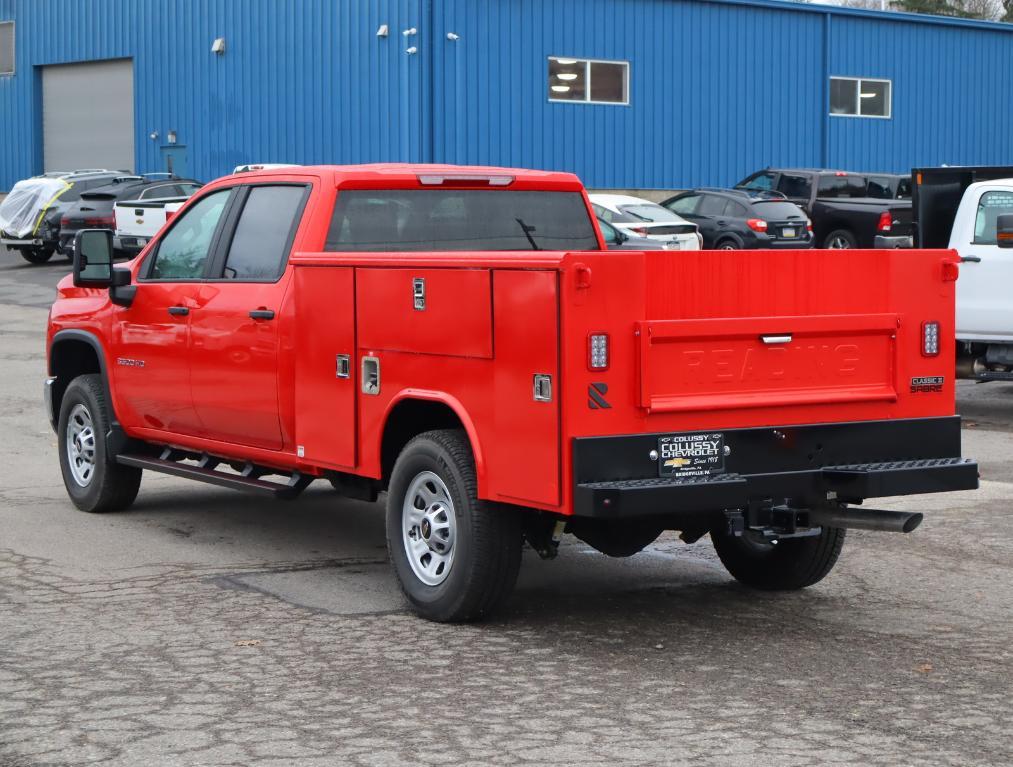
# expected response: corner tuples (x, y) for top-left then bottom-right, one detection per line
(386, 429), (523, 622)
(20, 247), (54, 264)
(57, 374), (141, 513)
(716, 238), (739, 250)
(710, 525), (846, 590)
(823, 229), (857, 249)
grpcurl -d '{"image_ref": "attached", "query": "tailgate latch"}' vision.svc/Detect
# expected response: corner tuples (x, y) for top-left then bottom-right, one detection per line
(533, 374), (553, 402)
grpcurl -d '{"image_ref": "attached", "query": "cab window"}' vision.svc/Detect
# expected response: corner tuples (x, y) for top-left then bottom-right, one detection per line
(220, 185), (308, 280)
(148, 190), (231, 279)
(973, 191), (1013, 245)
(738, 171), (776, 192)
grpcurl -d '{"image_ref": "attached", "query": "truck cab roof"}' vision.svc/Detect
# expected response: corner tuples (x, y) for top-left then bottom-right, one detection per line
(224, 163), (585, 191)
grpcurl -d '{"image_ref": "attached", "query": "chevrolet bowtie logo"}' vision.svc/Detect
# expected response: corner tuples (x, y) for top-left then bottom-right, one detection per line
(663, 457), (691, 468)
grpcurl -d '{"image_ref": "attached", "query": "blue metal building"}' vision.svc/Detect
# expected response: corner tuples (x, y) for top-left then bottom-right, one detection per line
(0, 0), (1011, 192)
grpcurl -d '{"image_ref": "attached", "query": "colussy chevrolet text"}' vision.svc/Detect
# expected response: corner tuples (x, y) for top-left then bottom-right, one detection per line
(45, 164), (978, 622)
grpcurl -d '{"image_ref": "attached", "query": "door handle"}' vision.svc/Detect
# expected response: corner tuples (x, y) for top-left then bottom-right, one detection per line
(249, 309), (275, 320)
(761, 334), (792, 345)
(167, 306), (189, 316)
(961, 255), (982, 263)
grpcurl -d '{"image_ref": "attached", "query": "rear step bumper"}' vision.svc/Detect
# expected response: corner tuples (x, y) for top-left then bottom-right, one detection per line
(572, 416), (978, 518)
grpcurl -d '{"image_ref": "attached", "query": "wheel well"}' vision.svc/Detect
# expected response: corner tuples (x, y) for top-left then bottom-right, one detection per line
(50, 338), (102, 422)
(380, 399), (466, 485)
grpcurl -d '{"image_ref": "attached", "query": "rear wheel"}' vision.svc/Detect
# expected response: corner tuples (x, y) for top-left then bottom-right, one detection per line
(716, 239), (738, 251)
(823, 229), (857, 249)
(58, 374), (141, 513)
(386, 429), (523, 622)
(20, 246), (54, 264)
(710, 525), (845, 590)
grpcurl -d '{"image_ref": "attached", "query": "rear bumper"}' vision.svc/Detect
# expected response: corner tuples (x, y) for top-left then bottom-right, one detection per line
(2, 237), (44, 248)
(874, 234), (913, 249)
(572, 416), (978, 518)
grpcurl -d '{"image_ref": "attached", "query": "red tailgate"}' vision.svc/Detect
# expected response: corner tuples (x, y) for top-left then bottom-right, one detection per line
(638, 313), (898, 413)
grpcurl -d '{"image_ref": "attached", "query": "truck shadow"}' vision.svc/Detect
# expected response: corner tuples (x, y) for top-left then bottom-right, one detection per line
(125, 481), (847, 632)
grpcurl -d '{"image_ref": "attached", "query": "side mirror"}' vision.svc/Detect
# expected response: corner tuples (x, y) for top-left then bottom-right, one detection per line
(73, 230), (115, 287)
(997, 214), (1013, 249)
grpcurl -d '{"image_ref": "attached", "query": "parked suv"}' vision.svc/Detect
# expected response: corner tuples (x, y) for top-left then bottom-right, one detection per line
(1, 170), (123, 263)
(58, 175), (201, 257)
(660, 189), (813, 249)
(735, 168), (911, 249)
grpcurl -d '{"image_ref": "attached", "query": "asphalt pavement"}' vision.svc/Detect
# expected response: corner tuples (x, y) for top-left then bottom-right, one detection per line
(1, 255), (1011, 766)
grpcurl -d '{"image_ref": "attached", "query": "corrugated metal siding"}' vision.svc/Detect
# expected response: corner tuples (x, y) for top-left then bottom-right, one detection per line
(0, 0), (428, 189)
(432, 0), (823, 189)
(828, 15), (1013, 172)
(1, 0), (1013, 191)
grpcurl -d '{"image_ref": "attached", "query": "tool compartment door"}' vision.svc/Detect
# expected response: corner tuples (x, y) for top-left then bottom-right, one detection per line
(294, 266), (357, 469)
(487, 270), (561, 507)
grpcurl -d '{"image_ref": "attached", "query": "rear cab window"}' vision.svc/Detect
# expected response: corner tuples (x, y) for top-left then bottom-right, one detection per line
(326, 190), (599, 251)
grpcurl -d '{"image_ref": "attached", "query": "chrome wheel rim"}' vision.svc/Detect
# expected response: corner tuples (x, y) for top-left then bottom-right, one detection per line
(66, 403), (97, 487)
(719, 243), (736, 250)
(827, 235), (852, 249)
(402, 471), (457, 586)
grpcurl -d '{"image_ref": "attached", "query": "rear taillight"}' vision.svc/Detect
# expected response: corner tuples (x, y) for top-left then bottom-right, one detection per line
(631, 226), (650, 236)
(922, 321), (940, 357)
(83, 215), (116, 228)
(60, 216), (70, 227)
(588, 333), (610, 371)
(806, 219), (814, 233)
(877, 211), (892, 232)
(165, 209), (176, 223)
(746, 218), (767, 233)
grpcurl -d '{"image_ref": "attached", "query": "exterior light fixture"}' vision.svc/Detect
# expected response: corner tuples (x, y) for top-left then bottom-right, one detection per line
(211, 37), (226, 54)
(555, 58), (578, 65)
(167, 130), (177, 145)
(377, 24), (389, 37)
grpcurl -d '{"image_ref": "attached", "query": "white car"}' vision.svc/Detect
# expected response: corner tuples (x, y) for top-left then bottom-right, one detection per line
(589, 193), (702, 250)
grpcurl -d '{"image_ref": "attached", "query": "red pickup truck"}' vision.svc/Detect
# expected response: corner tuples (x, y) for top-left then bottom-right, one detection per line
(46, 164), (978, 622)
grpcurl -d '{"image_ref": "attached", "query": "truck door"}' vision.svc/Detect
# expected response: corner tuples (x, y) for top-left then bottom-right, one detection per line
(111, 188), (233, 436)
(188, 184), (311, 450)
(954, 187), (1013, 342)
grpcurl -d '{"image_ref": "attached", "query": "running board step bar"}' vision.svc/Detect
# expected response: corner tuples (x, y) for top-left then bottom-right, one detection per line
(116, 448), (314, 500)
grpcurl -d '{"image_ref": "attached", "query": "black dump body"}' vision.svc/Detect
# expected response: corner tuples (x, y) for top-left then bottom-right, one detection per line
(913, 166), (1013, 248)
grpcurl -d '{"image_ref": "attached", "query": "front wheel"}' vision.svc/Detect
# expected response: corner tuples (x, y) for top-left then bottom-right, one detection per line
(710, 524), (845, 590)
(386, 429), (523, 622)
(57, 374), (141, 513)
(20, 246), (54, 264)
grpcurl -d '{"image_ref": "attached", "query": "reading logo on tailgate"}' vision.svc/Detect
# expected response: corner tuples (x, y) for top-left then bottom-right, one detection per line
(658, 433), (725, 477)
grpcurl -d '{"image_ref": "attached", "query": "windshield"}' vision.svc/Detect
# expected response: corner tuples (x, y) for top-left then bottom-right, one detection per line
(617, 204), (682, 223)
(326, 190), (600, 251)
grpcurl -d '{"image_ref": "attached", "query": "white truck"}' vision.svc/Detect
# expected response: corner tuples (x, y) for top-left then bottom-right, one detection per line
(113, 198), (188, 256)
(913, 166), (1013, 381)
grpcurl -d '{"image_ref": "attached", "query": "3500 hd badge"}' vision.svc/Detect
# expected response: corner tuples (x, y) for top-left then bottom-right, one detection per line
(657, 433), (726, 477)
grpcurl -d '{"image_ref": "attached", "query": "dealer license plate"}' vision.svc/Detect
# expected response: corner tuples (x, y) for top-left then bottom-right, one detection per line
(657, 432), (726, 477)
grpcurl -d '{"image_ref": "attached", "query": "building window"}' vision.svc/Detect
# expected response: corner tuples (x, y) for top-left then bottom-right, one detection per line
(548, 57), (628, 105)
(830, 76), (891, 118)
(0, 22), (13, 76)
